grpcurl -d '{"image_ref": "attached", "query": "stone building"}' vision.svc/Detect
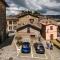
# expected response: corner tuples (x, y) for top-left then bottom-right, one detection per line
(6, 13), (40, 32)
(0, 0), (8, 43)
(15, 24), (41, 43)
(17, 13), (39, 27)
(6, 12), (58, 42)
(6, 16), (18, 32)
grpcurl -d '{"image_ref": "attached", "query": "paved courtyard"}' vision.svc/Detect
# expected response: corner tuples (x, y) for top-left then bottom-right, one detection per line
(0, 36), (60, 60)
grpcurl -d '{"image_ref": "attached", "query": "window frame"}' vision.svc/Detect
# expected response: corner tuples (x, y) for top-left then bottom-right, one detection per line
(13, 26), (16, 30)
(27, 27), (30, 33)
(9, 26), (12, 30)
(13, 21), (17, 24)
(9, 21), (12, 24)
(50, 26), (53, 30)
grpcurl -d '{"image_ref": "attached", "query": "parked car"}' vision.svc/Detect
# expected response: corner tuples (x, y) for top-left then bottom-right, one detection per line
(34, 43), (45, 54)
(21, 42), (31, 53)
(8, 31), (15, 37)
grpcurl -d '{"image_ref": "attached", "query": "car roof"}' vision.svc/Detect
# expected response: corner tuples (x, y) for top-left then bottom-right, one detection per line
(38, 43), (43, 46)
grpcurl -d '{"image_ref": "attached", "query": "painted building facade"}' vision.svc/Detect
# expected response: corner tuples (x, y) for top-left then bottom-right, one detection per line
(40, 19), (57, 41)
(46, 24), (57, 40)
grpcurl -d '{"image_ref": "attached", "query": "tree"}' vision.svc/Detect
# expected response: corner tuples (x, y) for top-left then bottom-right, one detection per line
(33, 11), (40, 15)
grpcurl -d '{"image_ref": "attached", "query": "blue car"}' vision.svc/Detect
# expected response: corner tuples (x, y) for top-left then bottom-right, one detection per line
(21, 42), (31, 53)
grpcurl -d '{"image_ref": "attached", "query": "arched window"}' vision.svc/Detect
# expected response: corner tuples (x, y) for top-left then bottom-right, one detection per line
(50, 26), (53, 30)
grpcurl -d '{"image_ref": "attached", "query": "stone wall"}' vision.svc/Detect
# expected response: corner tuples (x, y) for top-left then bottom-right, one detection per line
(0, 1), (6, 43)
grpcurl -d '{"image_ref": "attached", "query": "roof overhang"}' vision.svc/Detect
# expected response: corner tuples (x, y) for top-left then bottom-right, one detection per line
(16, 24), (41, 32)
(1, 0), (9, 7)
(17, 14), (39, 18)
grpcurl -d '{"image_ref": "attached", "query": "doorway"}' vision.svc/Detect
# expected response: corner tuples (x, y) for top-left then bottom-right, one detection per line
(50, 34), (53, 40)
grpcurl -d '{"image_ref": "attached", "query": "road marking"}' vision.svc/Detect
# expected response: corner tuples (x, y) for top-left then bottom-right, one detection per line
(19, 49), (48, 60)
(13, 40), (20, 56)
(20, 54), (48, 59)
(32, 54), (48, 59)
(31, 45), (33, 58)
(45, 54), (48, 59)
(47, 49), (55, 60)
(14, 41), (48, 60)
(31, 46), (48, 59)
(20, 56), (31, 58)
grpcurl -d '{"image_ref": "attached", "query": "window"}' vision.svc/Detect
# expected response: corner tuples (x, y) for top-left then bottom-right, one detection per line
(18, 24), (21, 26)
(29, 19), (34, 24)
(13, 21), (17, 24)
(46, 21), (48, 24)
(9, 21), (12, 24)
(13, 26), (16, 30)
(27, 27), (30, 33)
(50, 26), (53, 30)
(50, 34), (53, 40)
(30, 35), (35, 38)
(49, 21), (52, 23)
(9, 26), (12, 30)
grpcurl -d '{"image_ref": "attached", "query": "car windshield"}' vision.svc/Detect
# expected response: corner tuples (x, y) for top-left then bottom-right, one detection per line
(22, 42), (30, 47)
(37, 45), (44, 49)
(23, 45), (28, 48)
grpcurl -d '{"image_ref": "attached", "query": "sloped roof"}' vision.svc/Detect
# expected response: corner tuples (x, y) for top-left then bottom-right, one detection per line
(41, 24), (57, 26)
(40, 19), (57, 26)
(17, 12), (39, 18)
(6, 15), (18, 20)
(16, 24), (41, 32)
(1, 0), (9, 7)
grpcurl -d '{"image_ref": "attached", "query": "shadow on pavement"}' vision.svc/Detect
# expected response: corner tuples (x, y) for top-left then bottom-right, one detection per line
(0, 36), (14, 49)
